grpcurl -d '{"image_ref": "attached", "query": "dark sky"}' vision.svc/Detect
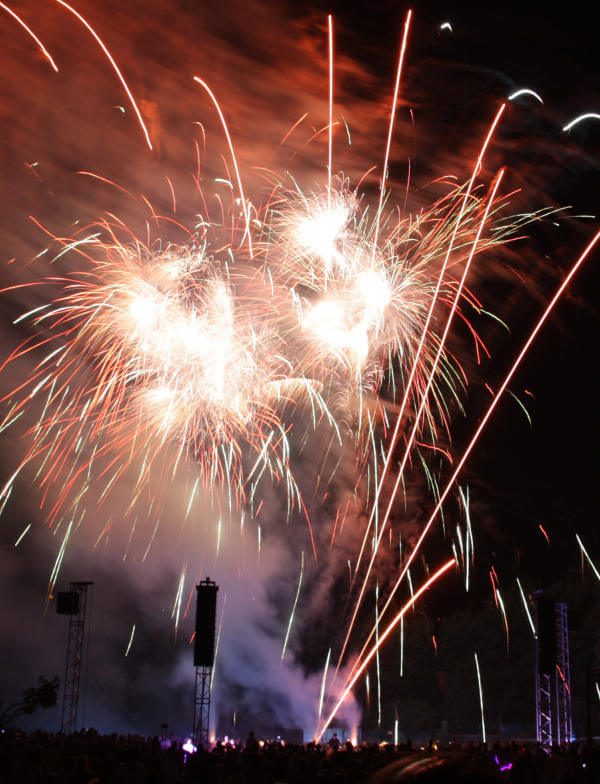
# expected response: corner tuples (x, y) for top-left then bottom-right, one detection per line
(0, 0), (599, 739)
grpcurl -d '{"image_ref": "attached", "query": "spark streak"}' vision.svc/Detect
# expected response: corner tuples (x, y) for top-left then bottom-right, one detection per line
(327, 14), (334, 202)
(508, 88), (543, 104)
(339, 127), (506, 673)
(563, 113), (600, 132)
(316, 558), (455, 739)
(348, 226), (600, 681)
(516, 578), (536, 637)
(125, 624), (136, 656)
(14, 523), (31, 547)
(576, 534), (600, 583)
(0, 2), (59, 71)
(318, 647), (331, 722)
(474, 651), (486, 744)
(192, 77), (253, 256)
(282, 551), (304, 660)
(372, 9), (412, 256)
(53, 0), (152, 149)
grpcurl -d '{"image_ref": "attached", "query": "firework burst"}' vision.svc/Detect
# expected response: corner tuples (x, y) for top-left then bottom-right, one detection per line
(0, 167), (523, 528)
(2, 0), (598, 742)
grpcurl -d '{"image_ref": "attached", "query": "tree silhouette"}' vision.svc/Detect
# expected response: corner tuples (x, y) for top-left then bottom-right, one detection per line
(0, 676), (59, 729)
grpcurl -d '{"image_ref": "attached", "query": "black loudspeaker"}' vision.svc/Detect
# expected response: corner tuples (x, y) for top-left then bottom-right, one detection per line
(568, 609), (582, 632)
(194, 580), (218, 667)
(56, 591), (79, 615)
(536, 596), (556, 674)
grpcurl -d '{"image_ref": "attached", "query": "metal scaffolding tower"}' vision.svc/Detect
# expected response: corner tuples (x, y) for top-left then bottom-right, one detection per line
(58, 582), (93, 734)
(535, 595), (573, 750)
(536, 671), (553, 750)
(192, 665), (212, 749)
(191, 579), (218, 749)
(555, 602), (573, 744)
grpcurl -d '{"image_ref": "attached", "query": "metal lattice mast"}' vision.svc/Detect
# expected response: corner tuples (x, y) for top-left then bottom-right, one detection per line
(535, 593), (554, 751)
(555, 602), (573, 744)
(60, 582), (93, 734)
(536, 671), (553, 749)
(192, 666), (212, 749)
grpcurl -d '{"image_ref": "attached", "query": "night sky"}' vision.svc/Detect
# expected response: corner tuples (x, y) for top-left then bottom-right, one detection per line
(1, 0), (599, 740)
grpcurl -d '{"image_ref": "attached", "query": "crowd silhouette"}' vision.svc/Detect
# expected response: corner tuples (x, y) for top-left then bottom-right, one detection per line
(1, 728), (600, 783)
